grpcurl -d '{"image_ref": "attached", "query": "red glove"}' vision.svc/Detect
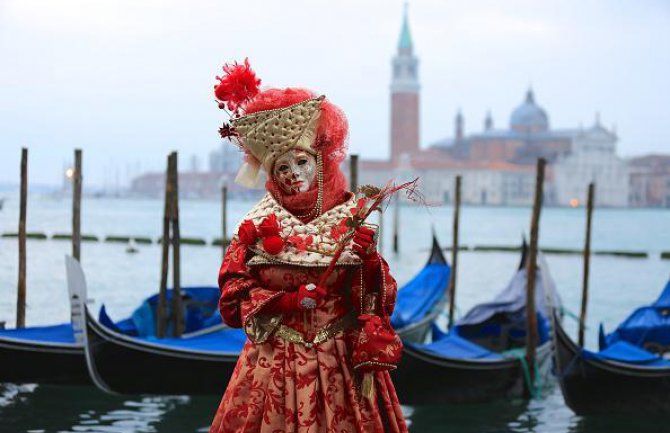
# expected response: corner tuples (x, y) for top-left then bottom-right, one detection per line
(353, 226), (381, 289)
(352, 314), (403, 372)
(353, 226), (377, 259)
(265, 284), (327, 313)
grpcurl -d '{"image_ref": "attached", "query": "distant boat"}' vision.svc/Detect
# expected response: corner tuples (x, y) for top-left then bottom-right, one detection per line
(554, 278), (670, 415)
(125, 239), (139, 254)
(77, 236), (451, 395)
(391, 242), (562, 404)
(0, 258), (222, 386)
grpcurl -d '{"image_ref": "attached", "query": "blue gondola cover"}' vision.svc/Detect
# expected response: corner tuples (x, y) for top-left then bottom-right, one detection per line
(601, 279), (670, 350)
(391, 263), (451, 329)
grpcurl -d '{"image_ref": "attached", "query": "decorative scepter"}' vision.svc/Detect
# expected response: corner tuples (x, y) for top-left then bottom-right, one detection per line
(318, 178), (421, 288)
(317, 178), (422, 403)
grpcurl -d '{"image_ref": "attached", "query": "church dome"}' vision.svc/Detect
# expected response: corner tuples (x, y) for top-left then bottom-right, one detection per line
(510, 89), (549, 133)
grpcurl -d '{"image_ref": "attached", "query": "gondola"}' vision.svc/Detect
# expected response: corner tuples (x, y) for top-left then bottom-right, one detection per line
(393, 234), (451, 342)
(391, 244), (561, 405)
(0, 265), (222, 386)
(78, 236), (451, 395)
(554, 278), (670, 415)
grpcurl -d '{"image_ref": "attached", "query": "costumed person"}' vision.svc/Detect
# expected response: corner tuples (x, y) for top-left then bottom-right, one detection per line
(209, 59), (409, 433)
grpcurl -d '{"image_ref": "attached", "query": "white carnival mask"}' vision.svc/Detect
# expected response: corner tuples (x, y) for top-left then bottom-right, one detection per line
(272, 149), (317, 194)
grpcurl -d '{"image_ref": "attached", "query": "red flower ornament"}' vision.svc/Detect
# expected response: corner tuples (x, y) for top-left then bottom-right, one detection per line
(258, 214), (281, 237)
(238, 220), (258, 246)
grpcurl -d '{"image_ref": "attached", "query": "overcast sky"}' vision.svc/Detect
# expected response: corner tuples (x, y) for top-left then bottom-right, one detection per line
(1, 0), (668, 187)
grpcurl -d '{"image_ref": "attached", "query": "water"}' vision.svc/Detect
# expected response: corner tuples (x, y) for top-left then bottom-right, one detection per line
(0, 195), (668, 432)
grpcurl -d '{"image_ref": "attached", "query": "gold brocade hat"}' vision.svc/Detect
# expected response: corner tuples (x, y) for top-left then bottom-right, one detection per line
(231, 95), (325, 187)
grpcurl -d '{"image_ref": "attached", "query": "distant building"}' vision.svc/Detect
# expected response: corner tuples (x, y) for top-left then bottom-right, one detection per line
(628, 154), (670, 207)
(356, 6), (630, 207)
(131, 139), (247, 199)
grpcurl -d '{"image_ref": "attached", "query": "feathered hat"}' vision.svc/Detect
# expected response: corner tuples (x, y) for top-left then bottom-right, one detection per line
(214, 59), (325, 187)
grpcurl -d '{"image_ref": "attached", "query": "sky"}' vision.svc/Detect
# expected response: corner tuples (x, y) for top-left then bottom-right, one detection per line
(0, 0), (669, 187)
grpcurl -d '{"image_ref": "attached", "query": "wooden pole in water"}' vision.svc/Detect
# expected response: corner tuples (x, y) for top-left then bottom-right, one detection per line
(156, 153), (173, 338)
(350, 154), (359, 192)
(16, 148), (28, 328)
(222, 183), (228, 257)
(525, 157), (545, 394)
(377, 210), (384, 255)
(170, 152), (184, 337)
(392, 194), (399, 253)
(72, 149), (82, 261)
(578, 182), (595, 347)
(447, 175), (462, 329)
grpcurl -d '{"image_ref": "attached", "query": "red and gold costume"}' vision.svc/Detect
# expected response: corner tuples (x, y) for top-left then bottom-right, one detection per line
(209, 60), (408, 433)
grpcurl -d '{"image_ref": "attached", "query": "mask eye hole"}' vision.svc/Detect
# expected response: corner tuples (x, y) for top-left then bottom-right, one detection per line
(297, 158), (308, 166)
(278, 164), (290, 173)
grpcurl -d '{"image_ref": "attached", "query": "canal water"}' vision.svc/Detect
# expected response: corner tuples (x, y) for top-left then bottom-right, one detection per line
(0, 195), (668, 432)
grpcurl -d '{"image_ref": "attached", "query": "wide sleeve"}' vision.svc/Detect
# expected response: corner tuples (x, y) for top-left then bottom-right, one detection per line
(354, 253), (398, 318)
(218, 240), (283, 342)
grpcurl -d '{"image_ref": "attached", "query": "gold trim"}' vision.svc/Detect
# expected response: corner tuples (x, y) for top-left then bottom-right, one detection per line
(274, 314), (356, 348)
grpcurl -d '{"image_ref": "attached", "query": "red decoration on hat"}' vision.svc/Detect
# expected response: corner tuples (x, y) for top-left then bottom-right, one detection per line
(214, 58), (261, 114)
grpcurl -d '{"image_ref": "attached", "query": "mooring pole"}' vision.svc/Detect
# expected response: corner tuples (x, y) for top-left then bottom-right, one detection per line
(447, 175), (462, 329)
(16, 148), (28, 328)
(222, 183), (228, 258)
(170, 152), (184, 337)
(377, 210), (384, 255)
(525, 157), (545, 395)
(350, 154), (359, 192)
(72, 149), (82, 261)
(156, 153), (173, 338)
(392, 194), (399, 253)
(578, 182), (595, 347)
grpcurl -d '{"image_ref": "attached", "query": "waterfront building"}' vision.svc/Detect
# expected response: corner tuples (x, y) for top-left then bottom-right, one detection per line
(628, 154), (670, 207)
(356, 7), (630, 207)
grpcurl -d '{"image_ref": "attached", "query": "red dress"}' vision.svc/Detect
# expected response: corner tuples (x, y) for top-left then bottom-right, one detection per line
(209, 193), (408, 433)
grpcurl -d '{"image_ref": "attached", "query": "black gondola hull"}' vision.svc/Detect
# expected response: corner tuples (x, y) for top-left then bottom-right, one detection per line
(0, 338), (89, 385)
(554, 314), (670, 415)
(84, 309), (238, 395)
(392, 342), (552, 405)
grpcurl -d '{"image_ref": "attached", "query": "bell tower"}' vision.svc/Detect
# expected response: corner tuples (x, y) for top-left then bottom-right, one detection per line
(390, 4), (420, 162)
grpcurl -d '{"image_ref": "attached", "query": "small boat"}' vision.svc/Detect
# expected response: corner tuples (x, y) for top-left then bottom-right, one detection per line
(554, 278), (670, 415)
(392, 244), (561, 405)
(0, 263), (221, 386)
(78, 236), (451, 395)
(125, 239), (139, 254)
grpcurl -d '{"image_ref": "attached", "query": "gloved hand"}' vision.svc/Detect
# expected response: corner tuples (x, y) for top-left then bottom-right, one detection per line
(265, 283), (327, 313)
(353, 314), (403, 372)
(352, 226), (377, 259)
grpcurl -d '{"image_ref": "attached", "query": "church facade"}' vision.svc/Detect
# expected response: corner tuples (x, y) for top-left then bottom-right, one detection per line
(358, 8), (629, 207)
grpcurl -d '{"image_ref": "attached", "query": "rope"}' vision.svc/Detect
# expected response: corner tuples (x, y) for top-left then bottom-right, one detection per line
(560, 306), (586, 329)
(504, 348), (542, 399)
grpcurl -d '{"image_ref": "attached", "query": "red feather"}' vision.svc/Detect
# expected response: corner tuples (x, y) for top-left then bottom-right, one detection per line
(214, 58), (261, 113)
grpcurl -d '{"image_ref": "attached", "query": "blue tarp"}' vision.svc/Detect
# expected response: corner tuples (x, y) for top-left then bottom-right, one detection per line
(414, 259), (558, 361)
(0, 323), (76, 344)
(130, 286), (221, 337)
(457, 268), (553, 328)
(583, 340), (670, 367)
(601, 279), (670, 349)
(0, 287), (222, 345)
(391, 263), (450, 329)
(144, 328), (247, 353)
(415, 333), (503, 360)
